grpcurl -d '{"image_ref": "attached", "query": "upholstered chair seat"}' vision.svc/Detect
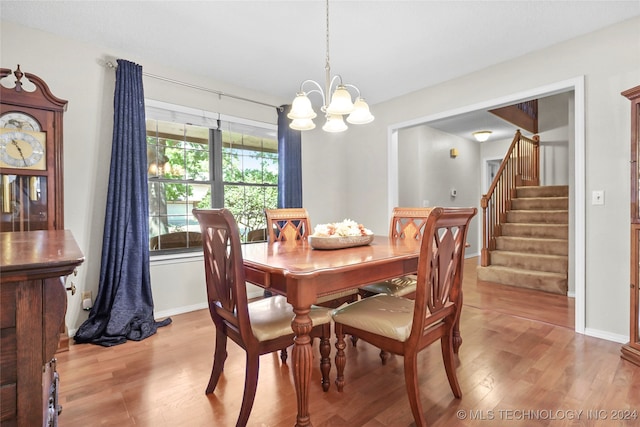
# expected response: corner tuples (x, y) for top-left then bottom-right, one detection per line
(249, 296), (332, 341)
(359, 275), (418, 298)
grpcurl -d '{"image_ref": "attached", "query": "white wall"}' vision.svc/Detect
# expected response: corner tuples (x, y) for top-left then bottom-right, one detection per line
(397, 125), (481, 256)
(538, 92), (571, 186)
(2, 16), (639, 342)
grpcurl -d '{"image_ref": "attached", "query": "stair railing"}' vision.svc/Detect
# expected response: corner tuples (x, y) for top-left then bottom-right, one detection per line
(480, 130), (539, 266)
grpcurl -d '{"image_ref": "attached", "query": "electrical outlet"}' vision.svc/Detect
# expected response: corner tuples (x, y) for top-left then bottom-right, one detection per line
(81, 291), (93, 311)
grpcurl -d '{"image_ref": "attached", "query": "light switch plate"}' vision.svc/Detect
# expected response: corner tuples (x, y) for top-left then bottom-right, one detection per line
(592, 190), (605, 205)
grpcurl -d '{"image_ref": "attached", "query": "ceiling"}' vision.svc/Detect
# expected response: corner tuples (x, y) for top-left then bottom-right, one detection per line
(2, 1), (639, 141)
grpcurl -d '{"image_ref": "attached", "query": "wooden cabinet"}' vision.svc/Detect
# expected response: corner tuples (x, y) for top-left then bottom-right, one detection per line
(0, 230), (84, 427)
(623, 85), (640, 366)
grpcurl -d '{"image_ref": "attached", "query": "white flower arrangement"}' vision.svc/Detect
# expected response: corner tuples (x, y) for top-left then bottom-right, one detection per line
(311, 219), (373, 237)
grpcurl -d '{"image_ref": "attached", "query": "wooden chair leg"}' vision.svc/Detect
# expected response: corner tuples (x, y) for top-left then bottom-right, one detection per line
(441, 328), (462, 398)
(319, 323), (331, 392)
(379, 349), (390, 365)
(334, 324), (347, 392)
(403, 352), (427, 427)
(206, 328), (228, 394)
(280, 348), (288, 364)
(237, 351), (260, 427)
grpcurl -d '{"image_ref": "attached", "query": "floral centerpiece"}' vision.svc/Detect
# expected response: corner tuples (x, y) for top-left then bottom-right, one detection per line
(309, 219), (374, 249)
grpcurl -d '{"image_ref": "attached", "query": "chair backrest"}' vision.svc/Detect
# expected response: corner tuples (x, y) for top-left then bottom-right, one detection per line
(264, 208), (311, 242)
(247, 228), (267, 242)
(149, 231), (203, 250)
(410, 207), (477, 343)
(192, 208), (254, 345)
(389, 207), (434, 240)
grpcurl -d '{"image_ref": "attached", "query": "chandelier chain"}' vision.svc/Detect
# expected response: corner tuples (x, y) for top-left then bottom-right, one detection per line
(325, 0), (330, 69)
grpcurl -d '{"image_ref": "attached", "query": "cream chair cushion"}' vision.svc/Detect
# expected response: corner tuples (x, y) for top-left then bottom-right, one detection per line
(316, 288), (360, 304)
(332, 294), (415, 342)
(360, 275), (417, 297)
(248, 295), (332, 342)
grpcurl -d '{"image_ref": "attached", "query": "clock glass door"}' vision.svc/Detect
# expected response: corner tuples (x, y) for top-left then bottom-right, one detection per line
(1, 174), (48, 231)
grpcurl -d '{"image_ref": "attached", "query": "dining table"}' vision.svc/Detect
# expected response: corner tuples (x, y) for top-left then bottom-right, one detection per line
(241, 235), (466, 427)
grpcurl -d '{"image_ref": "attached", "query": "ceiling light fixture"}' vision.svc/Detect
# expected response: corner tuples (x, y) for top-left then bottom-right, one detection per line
(472, 130), (492, 142)
(288, 0), (374, 133)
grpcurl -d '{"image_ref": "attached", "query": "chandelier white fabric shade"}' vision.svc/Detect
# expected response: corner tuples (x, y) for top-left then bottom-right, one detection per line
(473, 130), (492, 142)
(288, 0), (374, 133)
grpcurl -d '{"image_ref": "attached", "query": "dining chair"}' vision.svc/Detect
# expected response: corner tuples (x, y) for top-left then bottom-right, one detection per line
(332, 207), (477, 427)
(264, 208), (312, 242)
(359, 207), (433, 300)
(192, 208), (333, 427)
(264, 208), (360, 308)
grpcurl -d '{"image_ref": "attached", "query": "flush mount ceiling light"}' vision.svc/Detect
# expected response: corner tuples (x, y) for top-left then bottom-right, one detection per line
(288, 0), (374, 133)
(472, 130), (492, 142)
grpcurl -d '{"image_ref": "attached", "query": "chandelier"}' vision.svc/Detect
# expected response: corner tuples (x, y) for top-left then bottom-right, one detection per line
(287, 0), (374, 133)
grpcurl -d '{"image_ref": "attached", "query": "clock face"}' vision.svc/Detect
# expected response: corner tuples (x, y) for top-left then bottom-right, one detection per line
(0, 111), (41, 132)
(0, 130), (46, 170)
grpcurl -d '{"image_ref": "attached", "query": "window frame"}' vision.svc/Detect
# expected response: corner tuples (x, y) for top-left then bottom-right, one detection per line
(145, 99), (278, 258)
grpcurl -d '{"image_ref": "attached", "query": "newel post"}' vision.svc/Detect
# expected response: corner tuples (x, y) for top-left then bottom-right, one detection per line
(480, 195), (490, 266)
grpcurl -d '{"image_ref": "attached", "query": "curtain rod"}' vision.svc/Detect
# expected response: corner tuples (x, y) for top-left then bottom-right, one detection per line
(105, 61), (282, 111)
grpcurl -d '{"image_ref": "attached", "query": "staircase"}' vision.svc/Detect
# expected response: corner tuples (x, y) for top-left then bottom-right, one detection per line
(477, 185), (568, 294)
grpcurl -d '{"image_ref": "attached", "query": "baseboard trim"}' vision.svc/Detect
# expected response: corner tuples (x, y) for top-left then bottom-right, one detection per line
(584, 327), (627, 344)
(155, 302), (208, 320)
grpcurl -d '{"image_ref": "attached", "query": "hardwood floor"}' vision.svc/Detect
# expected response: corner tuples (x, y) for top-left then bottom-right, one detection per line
(56, 257), (639, 427)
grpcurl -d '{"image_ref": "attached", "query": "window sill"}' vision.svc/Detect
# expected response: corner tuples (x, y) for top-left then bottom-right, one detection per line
(150, 250), (204, 266)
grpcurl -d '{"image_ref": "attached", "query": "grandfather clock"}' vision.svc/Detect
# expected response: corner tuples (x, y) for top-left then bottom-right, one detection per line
(0, 65), (67, 232)
(1, 67), (81, 426)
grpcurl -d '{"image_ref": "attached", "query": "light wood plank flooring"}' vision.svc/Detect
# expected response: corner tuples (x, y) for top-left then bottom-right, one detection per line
(56, 257), (640, 426)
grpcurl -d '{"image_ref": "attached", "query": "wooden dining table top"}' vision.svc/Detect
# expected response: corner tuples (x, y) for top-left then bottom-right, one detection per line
(241, 235), (422, 300)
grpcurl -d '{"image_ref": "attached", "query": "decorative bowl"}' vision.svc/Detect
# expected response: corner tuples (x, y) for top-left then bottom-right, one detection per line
(308, 234), (374, 250)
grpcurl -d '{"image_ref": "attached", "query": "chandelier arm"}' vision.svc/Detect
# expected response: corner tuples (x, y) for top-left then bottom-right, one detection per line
(300, 80), (326, 106)
(328, 75), (344, 94)
(342, 83), (362, 98)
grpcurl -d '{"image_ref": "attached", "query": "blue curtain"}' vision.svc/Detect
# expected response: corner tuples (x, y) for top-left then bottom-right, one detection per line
(75, 59), (171, 347)
(277, 105), (303, 208)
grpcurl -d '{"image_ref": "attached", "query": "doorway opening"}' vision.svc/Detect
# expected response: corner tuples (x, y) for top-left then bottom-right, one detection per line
(387, 77), (585, 334)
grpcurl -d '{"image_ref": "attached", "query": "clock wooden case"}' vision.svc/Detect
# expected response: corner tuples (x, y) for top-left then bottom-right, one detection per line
(0, 65), (67, 232)
(623, 84), (640, 367)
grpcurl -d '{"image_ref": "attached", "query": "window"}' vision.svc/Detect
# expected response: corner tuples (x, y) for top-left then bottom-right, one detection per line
(146, 101), (277, 253)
